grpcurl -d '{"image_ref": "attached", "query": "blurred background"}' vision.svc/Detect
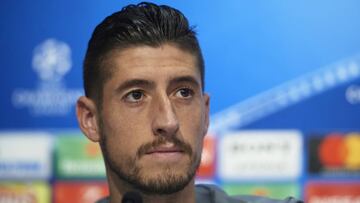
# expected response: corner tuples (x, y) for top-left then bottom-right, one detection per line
(1, 0), (360, 202)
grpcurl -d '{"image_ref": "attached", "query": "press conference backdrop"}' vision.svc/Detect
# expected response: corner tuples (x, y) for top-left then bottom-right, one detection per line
(1, 0), (360, 202)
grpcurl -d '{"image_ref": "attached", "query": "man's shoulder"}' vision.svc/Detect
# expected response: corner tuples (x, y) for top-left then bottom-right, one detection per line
(195, 184), (303, 203)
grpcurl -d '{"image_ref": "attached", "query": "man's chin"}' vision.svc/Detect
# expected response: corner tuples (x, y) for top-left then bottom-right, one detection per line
(136, 172), (193, 195)
(130, 155), (200, 194)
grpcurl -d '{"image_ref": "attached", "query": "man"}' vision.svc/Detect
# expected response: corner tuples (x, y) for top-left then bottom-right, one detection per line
(76, 2), (303, 203)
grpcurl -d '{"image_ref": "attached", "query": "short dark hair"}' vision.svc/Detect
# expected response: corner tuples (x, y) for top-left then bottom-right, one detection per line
(83, 2), (204, 105)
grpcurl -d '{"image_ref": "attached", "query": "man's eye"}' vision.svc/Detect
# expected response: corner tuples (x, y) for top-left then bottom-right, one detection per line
(124, 90), (144, 102)
(175, 88), (193, 98)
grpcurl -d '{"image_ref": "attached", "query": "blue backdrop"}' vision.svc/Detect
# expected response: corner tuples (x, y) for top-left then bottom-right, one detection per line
(1, 0), (360, 201)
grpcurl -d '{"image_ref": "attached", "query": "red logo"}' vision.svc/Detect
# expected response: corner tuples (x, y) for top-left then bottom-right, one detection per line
(196, 135), (216, 178)
(54, 182), (108, 203)
(318, 133), (347, 168)
(319, 133), (360, 170)
(305, 182), (360, 203)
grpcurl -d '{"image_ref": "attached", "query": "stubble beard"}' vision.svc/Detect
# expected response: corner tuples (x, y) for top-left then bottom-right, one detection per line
(99, 120), (202, 195)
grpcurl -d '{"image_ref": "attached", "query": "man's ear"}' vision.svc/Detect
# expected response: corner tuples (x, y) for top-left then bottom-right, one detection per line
(203, 93), (210, 136)
(76, 96), (101, 142)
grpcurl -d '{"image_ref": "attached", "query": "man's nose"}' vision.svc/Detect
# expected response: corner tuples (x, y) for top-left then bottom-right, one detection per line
(151, 95), (179, 137)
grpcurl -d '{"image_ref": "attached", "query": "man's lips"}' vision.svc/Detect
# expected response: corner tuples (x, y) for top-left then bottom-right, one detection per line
(144, 146), (185, 162)
(141, 143), (189, 162)
(146, 146), (184, 154)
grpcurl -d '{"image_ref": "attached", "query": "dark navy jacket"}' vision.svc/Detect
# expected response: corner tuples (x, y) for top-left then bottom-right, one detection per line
(96, 184), (303, 203)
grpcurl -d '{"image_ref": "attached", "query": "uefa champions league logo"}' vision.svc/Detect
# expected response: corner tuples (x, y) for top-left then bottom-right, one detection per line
(12, 38), (83, 116)
(32, 39), (72, 82)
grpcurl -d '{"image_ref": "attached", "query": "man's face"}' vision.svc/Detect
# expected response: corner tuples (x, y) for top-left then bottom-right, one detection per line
(98, 44), (210, 194)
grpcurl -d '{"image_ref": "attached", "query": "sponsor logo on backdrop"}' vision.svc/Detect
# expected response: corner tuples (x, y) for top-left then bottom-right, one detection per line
(0, 132), (53, 179)
(196, 135), (216, 178)
(54, 182), (108, 203)
(308, 132), (360, 176)
(218, 130), (302, 180)
(305, 182), (360, 203)
(12, 38), (83, 116)
(0, 182), (50, 203)
(222, 183), (300, 200)
(55, 134), (106, 178)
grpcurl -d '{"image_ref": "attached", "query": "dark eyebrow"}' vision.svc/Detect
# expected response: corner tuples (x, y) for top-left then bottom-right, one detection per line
(169, 76), (201, 89)
(115, 79), (155, 93)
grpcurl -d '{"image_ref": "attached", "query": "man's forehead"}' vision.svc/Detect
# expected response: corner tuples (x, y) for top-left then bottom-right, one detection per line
(109, 44), (198, 68)
(103, 44), (202, 88)
(105, 44), (201, 78)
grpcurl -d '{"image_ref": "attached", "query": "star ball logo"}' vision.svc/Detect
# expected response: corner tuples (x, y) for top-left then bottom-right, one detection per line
(32, 38), (72, 82)
(12, 38), (83, 116)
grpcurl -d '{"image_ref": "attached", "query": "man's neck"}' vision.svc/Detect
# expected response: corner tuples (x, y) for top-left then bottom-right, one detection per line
(107, 172), (196, 203)
(138, 185), (195, 203)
